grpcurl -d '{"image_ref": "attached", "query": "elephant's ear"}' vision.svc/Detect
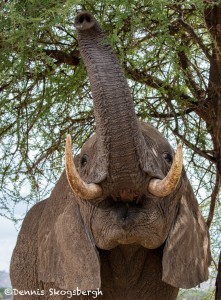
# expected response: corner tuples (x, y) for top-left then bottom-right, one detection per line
(38, 172), (101, 291)
(162, 180), (211, 288)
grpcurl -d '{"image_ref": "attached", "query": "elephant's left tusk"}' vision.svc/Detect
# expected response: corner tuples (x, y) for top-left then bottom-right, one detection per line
(148, 144), (183, 197)
(65, 134), (103, 200)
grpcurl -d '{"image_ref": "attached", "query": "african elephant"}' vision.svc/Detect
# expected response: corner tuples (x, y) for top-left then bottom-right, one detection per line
(10, 11), (211, 300)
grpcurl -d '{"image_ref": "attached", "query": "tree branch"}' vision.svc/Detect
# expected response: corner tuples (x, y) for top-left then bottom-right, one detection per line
(145, 107), (196, 119)
(43, 49), (80, 66)
(172, 128), (216, 163)
(126, 66), (196, 104)
(126, 65), (213, 123)
(177, 18), (212, 61)
(177, 48), (206, 102)
(207, 170), (221, 228)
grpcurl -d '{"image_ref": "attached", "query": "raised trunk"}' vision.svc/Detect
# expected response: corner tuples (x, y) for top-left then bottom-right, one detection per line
(75, 12), (149, 191)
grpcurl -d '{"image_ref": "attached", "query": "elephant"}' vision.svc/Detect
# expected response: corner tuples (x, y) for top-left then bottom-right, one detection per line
(10, 11), (211, 300)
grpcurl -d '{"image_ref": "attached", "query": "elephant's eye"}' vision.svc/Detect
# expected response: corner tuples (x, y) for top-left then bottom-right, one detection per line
(162, 152), (173, 164)
(80, 154), (88, 167)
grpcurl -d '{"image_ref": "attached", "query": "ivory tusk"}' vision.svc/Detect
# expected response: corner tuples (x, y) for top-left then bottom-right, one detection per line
(65, 134), (103, 200)
(148, 144), (183, 197)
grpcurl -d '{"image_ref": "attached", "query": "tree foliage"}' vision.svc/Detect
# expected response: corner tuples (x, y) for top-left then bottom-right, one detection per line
(1, 0), (221, 292)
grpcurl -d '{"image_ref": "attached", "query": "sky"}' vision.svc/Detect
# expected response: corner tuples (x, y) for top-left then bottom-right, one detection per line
(0, 216), (18, 272)
(0, 180), (52, 273)
(0, 194), (33, 273)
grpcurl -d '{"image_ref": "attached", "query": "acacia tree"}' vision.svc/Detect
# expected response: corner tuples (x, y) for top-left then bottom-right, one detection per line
(1, 0), (221, 297)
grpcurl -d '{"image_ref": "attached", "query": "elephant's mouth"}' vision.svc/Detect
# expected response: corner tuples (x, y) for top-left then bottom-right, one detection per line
(91, 193), (167, 249)
(99, 194), (145, 209)
(110, 201), (142, 229)
(98, 194), (147, 228)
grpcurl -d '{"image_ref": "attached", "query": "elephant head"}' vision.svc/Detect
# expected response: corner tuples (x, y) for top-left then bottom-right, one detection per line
(37, 12), (210, 293)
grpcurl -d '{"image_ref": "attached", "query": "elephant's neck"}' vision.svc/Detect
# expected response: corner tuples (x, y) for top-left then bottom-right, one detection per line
(100, 245), (146, 286)
(98, 245), (179, 300)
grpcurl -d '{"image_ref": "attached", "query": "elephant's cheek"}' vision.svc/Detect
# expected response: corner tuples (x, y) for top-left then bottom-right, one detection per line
(140, 234), (167, 249)
(92, 225), (121, 250)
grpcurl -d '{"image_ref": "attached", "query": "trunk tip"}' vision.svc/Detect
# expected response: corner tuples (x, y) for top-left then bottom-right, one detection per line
(75, 11), (96, 31)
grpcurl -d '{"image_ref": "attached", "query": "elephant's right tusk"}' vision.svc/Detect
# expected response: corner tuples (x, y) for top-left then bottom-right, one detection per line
(65, 134), (103, 200)
(148, 144), (183, 197)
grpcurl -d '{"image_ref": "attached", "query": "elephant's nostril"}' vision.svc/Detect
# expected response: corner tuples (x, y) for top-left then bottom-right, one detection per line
(79, 15), (91, 24)
(75, 12), (95, 31)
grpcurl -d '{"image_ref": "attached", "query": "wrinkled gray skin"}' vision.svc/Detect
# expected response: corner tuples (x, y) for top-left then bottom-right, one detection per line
(10, 12), (211, 300)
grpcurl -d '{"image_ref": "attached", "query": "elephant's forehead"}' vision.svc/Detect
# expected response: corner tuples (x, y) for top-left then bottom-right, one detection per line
(81, 133), (96, 151)
(81, 122), (172, 153)
(140, 122), (172, 151)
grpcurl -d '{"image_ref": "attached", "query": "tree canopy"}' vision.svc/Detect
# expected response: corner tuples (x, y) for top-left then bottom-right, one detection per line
(1, 0), (221, 296)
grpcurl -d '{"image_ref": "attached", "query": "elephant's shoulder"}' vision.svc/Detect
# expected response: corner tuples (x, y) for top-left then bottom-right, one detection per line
(10, 199), (47, 289)
(20, 199), (47, 235)
(11, 199), (47, 261)
(19, 170), (71, 237)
